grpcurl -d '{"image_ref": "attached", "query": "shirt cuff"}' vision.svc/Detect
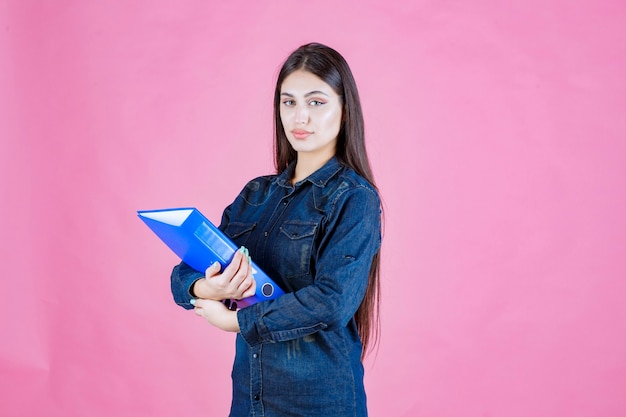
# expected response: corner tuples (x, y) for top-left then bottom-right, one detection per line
(171, 262), (203, 310)
(237, 303), (272, 346)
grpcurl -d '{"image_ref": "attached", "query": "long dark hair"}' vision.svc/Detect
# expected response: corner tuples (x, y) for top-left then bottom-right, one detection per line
(273, 43), (382, 357)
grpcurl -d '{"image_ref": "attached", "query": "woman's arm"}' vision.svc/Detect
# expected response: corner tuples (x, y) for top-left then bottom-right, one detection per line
(237, 185), (382, 346)
(170, 247), (256, 310)
(191, 298), (240, 332)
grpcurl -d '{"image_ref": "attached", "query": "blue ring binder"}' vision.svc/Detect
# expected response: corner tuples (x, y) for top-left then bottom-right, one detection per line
(138, 207), (285, 308)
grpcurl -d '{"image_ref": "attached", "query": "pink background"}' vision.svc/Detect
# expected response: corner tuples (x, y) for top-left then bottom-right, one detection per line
(2, 1), (626, 416)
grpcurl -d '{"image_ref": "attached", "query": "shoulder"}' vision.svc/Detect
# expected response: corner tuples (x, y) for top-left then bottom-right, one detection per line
(241, 174), (276, 192)
(319, 166), (382, 241)
(337, 166), (378, 194)
(335, 165), (379, 200)
(321, 165), (380, 213)
(233, 173), (280, 204)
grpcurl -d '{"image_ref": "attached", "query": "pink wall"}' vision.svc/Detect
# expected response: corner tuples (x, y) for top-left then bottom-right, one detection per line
(2, 1), (626, 416)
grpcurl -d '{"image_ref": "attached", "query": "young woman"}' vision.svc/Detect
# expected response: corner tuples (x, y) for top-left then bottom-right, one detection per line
(170, 43), (382, 417)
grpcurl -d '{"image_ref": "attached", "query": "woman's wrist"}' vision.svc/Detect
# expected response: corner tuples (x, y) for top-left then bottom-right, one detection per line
(191, 278), (218, 300)
(219, 310), (240, 333)
(191, 298), (241, 333)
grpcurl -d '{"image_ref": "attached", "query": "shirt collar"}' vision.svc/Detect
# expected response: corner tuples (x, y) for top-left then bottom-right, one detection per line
(276, 157), (343, 189)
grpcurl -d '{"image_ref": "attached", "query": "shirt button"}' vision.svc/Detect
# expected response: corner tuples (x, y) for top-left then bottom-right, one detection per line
(264, 231), (268, 237)
(253, 394), (260, 401)
(253, 353), (258, 359)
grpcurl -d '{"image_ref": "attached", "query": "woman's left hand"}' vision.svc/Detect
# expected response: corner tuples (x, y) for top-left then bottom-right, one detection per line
(191, 298), (240, 332)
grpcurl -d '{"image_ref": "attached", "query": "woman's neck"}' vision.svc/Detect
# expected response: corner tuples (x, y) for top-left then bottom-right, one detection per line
(291, 153), (335, 184)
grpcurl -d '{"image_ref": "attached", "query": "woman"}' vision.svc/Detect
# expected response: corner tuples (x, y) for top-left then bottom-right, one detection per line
(171, 42), (382, 417)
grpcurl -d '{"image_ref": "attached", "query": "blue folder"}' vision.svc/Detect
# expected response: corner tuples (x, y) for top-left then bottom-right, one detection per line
(138, 207), (284, 308)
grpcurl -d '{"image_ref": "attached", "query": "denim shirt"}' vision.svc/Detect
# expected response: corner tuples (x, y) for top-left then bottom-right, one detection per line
(171, 157), (381, 417)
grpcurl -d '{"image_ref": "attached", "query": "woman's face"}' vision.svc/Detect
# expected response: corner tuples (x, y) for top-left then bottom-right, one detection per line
(279, 70), (343, 162)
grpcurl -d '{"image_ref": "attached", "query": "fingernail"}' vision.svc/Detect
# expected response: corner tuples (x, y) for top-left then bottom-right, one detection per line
(190, 298), (196, 306)
(212, 261), (220, 269)
(247, 254), (252, 263)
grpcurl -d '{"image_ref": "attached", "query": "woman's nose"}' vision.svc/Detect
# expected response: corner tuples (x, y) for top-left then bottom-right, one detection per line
(295, 105), (309, 125)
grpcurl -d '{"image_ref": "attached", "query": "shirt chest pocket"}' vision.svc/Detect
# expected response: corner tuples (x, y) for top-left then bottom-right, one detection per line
(271, 221), (318, 282)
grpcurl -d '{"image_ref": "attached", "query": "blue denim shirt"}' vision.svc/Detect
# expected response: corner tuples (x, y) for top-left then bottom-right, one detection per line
(171, 157), (381, 417)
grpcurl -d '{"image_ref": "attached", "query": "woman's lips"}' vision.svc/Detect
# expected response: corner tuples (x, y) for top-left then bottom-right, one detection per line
(291, 129), (312, 140)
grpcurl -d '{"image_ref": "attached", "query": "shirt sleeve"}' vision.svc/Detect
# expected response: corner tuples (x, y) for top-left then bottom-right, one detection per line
(237, 185), (381, 347)
(170, 261), (203, 310)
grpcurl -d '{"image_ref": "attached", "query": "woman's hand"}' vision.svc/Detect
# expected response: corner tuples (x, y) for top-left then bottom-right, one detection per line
(192, 247), (256, 301)
(191, 298), (240, 332)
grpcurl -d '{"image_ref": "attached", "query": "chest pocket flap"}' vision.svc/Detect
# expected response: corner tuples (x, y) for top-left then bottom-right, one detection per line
(279, 221), (317, 240)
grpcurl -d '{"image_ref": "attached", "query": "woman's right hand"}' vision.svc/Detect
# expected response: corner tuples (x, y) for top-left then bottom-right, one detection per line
(191, 247), (257, 301)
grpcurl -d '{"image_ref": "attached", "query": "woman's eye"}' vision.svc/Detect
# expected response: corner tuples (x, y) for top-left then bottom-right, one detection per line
(282, 100), (294, 106)
(309, 100), (324, 106)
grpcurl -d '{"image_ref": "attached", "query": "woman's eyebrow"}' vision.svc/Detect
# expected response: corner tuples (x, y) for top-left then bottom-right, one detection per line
(280, 90), (330, 97)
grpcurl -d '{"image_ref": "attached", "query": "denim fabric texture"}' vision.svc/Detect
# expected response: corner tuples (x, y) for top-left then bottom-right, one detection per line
(171, 157), (381, 417)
